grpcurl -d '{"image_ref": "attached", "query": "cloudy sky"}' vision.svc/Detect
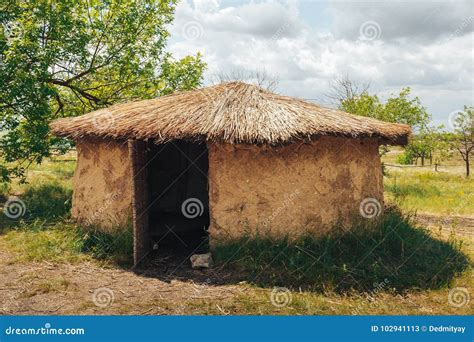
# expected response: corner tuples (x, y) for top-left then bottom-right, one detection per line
(167, 0), (473, 127)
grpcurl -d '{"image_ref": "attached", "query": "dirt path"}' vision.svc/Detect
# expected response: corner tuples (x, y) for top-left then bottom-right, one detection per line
(414, 213), (474, 237)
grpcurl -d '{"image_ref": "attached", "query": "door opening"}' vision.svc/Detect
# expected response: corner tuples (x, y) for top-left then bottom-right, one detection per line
(147, 140), (209, 254)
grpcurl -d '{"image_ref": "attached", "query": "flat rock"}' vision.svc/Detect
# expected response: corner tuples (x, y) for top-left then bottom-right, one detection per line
(190, 253), (213, 269)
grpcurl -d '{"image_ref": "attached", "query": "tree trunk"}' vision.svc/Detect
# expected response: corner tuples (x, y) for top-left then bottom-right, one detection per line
(466, 155), (470, 177)
(421, 155), (425, 166)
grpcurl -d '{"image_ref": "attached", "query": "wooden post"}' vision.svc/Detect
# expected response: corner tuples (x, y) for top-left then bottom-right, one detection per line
(128, 139), (150, 267)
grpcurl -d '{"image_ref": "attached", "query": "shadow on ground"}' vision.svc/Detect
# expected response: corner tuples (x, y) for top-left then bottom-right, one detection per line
(136, 209), (471, 294)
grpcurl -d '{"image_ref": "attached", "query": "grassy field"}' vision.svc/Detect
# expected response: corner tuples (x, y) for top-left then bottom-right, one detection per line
(383, 148), (474, 216)
(0, 152), (472, 315)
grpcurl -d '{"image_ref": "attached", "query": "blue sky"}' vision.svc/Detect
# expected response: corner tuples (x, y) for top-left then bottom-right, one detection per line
(167, 0), (473, 128)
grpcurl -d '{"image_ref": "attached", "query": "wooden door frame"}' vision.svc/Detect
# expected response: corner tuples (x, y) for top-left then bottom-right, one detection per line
(128, 139), (150, 267)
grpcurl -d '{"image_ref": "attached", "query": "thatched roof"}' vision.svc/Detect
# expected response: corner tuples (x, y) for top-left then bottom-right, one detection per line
(51, 82), (410, 145)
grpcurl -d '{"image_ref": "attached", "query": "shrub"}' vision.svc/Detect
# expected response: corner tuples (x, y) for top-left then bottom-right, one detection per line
(396, 151), (414, 165)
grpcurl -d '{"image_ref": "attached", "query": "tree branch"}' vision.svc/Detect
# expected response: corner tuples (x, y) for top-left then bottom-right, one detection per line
(48, 79), (109, 105)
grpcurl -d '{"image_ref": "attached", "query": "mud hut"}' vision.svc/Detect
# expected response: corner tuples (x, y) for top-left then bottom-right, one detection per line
(51, 82), (410, 265)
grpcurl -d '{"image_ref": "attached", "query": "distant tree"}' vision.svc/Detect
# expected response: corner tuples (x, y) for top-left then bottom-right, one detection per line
(325, 76), (370, 106)
(329, 80), (431, 168)
(328, 76), (430, 131)
(381, 88), (431, 131)
(431, 132), (452, 171)
(339, 92), (382, 119)
(448, 106), (473, 177)
(402, 127), (450, 167)
(0, 0), (206, 182)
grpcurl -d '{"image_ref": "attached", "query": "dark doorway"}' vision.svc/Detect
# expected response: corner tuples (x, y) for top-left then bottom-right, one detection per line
(147, 140), (209, 254)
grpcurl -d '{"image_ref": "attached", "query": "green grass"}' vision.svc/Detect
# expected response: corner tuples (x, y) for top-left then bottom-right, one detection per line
(2, 220), (90, 263)
(384, 171), (474, 215)
(0, 173), (132, 266)
(0, 178), (72, 231)
(79, 222), (134, 265)
(0, 154), (133, 266)
(1, 220), (133, 266)
(214, 208), (470, 293)
(22, 181), (73, 219)
(2, 154), (75, 199)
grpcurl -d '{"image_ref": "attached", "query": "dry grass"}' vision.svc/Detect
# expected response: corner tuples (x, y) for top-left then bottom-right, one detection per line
(51, 82), (410, 145)
(383, 148), (474, 215)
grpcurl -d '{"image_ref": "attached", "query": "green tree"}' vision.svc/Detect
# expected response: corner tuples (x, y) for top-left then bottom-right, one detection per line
(333, 80), (431, 170)
(448, 106), (474, 177)
(339, 92), (382, 119)
(402, 127), (449, 167)
(339, 87), (430, 131)
(0, 0), (206, 182)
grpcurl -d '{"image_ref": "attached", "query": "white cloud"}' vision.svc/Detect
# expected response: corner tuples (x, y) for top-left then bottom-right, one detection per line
(167, 0), (473, 126)
(329, 0), (473, 42)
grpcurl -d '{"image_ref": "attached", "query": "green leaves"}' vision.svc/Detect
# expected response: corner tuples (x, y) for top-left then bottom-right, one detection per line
(0, 0), (205, 182)
(339, 87), (430, 131)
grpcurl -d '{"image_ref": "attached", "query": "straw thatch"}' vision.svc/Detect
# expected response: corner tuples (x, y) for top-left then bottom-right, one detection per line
(50, 82), (410, 145)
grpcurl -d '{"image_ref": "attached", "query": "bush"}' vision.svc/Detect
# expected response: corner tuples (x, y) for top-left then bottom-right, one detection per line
(397, 151), (414, 165)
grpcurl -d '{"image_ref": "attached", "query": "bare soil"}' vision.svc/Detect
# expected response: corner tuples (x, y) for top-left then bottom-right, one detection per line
(415, 213), (474, 237)
(0, 247), (252, 315)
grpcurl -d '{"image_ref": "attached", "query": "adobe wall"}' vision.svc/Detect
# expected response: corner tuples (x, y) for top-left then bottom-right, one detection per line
(71, 138), (133, 231)
(207, 136), (383, 244)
